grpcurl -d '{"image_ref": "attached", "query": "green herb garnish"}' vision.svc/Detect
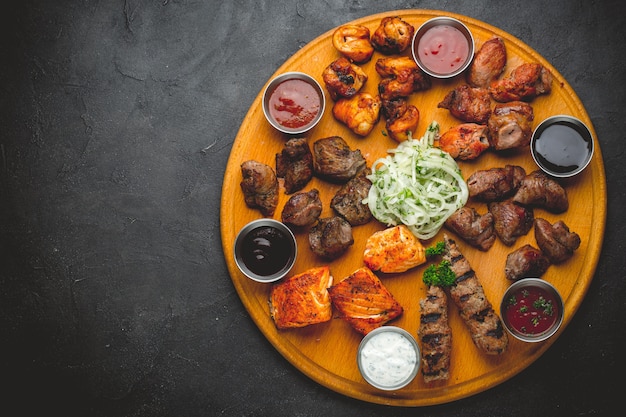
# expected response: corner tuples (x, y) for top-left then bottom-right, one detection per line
(422, 260), (456, 287)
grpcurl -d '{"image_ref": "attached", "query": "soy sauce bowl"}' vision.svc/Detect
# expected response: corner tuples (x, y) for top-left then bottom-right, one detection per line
(234, 219), (297, 283)
(530, 115), (594, 178)
(411, 16), (475, 79)
(500, 278), (565, 343)
(262, 72), (326, 135)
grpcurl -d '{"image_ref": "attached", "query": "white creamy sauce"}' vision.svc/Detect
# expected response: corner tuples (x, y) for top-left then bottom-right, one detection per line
(360, 330), (417, 388)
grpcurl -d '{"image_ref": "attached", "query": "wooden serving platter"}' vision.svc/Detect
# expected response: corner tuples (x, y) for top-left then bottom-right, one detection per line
(220, 10), (606, 406)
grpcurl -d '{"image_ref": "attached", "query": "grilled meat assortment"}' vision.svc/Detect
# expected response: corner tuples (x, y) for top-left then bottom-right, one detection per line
(281, 189), (323, 227)
(418, 285), (452, 383)
(240, 160), (279, 217)
(312, 136), (366, 183)
(275, 138), (313, 194)
(445, 206), (496, 251)
(466, 36), (507, 88)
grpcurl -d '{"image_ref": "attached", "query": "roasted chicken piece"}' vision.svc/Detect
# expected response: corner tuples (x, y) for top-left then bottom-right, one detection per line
(371, 16), (415, 54)
(328, 266), (403, 335)
(487, 101), (534, 150)
(376, 56), (431, 100)
(312, 136), (366, 183)
(363, 225), (426, 273)
(438, 84), (493, 124)
(269, 265), (333, 329)
(437, 123), (490, 161)
(442, 234), (508, 355)
(445, 206), (496, 251)
(322, 57), (368, 101)
(504, 244), (550, 281)
(275, 137), (313, 194)
(489, 62), (553, 102)
(332, 92), (381, 136)
(534, 218), (581, 263)
(385, 103), (419, 142)
(332, 24), (374, 63)
(467, 164), (526, 201)
(512, 170), (568, 213)
(419, 285), (452, 383)
(466, 36), (507, 88)
(308, 216), (354, 260)
(240, 160), (279, 216)
(488, 199), (534, 246)
(330, 169), (373, 226)
(281, 189), (323, 227)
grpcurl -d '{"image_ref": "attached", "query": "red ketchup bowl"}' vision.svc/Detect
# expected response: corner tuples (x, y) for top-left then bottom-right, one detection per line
(500, 278), (565, 343)
(412, 16), (475, 79)
(262, 71), (326, 135)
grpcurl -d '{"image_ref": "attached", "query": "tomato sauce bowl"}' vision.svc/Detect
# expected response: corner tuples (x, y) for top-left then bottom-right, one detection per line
(500, 278), (565, 343)
(411, 16), (474, 79)
(262, 72), (326, 135)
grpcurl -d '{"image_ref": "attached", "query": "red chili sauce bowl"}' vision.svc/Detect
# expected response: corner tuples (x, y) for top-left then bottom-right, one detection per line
(262, 72), (325, 135)
(500, 278), (565, 342)
(411, 16), (475, 79)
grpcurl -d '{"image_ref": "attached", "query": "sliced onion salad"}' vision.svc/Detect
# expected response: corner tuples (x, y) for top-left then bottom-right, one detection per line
(364, 121), (468, 240)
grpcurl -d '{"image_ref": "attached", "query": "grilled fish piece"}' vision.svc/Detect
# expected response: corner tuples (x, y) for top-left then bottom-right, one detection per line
(419, 285), (452, 383)
(328, 267), (403, 335)
(442, 234), (508, 355)
(269, 266), (333, 329)
(363, 225), (426, 273)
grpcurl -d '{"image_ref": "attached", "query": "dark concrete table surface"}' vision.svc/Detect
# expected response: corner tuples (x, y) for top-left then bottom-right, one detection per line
(1, 1), (624, 416)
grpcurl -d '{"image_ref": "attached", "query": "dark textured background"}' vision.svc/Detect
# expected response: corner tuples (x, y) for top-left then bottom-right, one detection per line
(1, 1), (624, 416)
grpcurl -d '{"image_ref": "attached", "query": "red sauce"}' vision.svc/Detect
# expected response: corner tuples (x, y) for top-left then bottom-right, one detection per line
(268, 79), (321, 129)
(417, 25), (470, 75)
(504, 285), (560, 336)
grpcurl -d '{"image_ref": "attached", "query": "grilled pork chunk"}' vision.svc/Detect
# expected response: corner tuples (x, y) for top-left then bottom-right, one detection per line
(445, 207), (496, 251)
(275, 138), (313, 194)
(330, 169), (372, 226)
(467, 165), (526, 202)
(467, 36), (507, 88)
(512, 170), (569, 213)
(534, 218), (581, 263)
(308, 216), (354, 260)
(443, 234), (508, 355)
(419, 285), (452, 383)
(438, 84), (492, 124)
(269, 266), (333, 329)
(312, 136), (366, 183)
(281, 189), (323, 227)
(240, 160), (279, 217)
(487, 101), (534, 150)
(489, 62), (552, 102)
(437, 123), (490, 161)
(328, 267), (403, 335)
(504, 244), (550, 281)
(488, 199), (534, 246)
(363, 225), (426, 273)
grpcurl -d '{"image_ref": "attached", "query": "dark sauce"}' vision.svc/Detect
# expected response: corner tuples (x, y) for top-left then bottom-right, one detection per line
(241, 226), (293, 276)
(504, 285), (559, 336)
(533, 120), (592, 174)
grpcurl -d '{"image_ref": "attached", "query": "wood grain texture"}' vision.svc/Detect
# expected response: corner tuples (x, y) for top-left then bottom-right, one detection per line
(220, 10), (606, 406)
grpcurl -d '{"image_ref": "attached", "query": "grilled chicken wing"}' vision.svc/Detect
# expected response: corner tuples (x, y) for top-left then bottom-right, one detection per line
(240, 160), (279, 216)
(489, 62), (552, 102)
(442, 234), (508, 355)
(322, 57), (368, 101)
(363, 225), (426, 273)
(332, 24), (374, 63)
(487, 101), (534, 150)
(269, 266), (333, 329)
(438, 84), (492, 124)
(328, 266), (403, 335)
(385, 103), (419, 142)
(419, 285), (452, 383)
(371, 16), (415, 54)
(376, 56), (431, 100)
(466, 36), (507, 88)
(437, 123), (490, 160)
(332, 92), (381, 136)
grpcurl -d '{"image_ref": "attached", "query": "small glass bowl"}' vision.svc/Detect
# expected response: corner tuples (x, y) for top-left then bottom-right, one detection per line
(411, 16), (475, 79)
(500, 278), (565, 343)
(262, 71), (325, 135)
(234, 219), (297, 283)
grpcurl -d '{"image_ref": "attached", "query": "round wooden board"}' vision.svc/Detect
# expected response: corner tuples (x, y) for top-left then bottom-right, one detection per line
(220, 10), (606, 406)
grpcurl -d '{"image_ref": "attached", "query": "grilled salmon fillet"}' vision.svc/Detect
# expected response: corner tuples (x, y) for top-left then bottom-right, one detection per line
(363, 225), (426, 273)
(269, 266), (333, 329)
(328, 266), (403, 335)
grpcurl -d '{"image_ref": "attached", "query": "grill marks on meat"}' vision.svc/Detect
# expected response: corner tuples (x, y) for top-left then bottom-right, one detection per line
(438, 123), (490, 161)
(330, 169), (372, 226)
(438, 84), (492, 124)
(240, 160), (279, 216)
(418, 285), (452, 382)
(308, 216), (354, 260)
(445, 207), (496, 251)
(269, 266), (333, 329)
(275, 138), (313, 194)
(281, 189), (323, 227)
(467, 165), (526, 201)
(489, 62), (553, 102)
(328, 266), (403, 335)
(488, 199), (534, 246)
(512, 170), (569, 213)
(504, 244), (550, 281)
(466, 36), (507, 88)
(313, 136), (366, 183)
(534, 218), (581, 263)
(443, 234), (508, 355)
(487, 101), (534, 150)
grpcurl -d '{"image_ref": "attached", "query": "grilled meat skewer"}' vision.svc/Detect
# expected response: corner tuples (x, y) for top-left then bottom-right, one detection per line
(418, 285), (452, 383)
